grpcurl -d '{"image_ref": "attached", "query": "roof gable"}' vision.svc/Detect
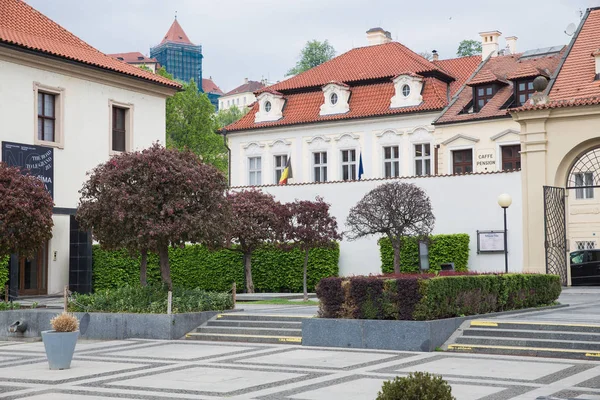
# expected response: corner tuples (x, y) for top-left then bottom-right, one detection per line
(224, 80), (265, 96)
(0, 0), (179, 89)
(202, 78), (223, 95)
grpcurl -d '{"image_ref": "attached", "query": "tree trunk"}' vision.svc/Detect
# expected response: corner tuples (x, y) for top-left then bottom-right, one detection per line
(243, 252), (254, 294)
(392, 241), (401, 274)
(303, 248), (309, 302)
(158, 245), (172, 291)
(140, 249), (148, 287)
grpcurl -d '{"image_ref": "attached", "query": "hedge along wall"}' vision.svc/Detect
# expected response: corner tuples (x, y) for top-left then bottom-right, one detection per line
(92, 243), (339, 293)
(317, 273), (561, 321)
(379, 234), (470, 273)
(0, 256), (7, 295)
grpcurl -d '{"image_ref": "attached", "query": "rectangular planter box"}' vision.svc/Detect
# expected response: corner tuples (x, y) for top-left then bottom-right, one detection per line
(302, 317), (467, 352)
(0, 310), (221, 340)
(302, 304), (568, 352)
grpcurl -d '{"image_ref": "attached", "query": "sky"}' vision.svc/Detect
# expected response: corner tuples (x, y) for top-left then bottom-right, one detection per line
(26, 0), (600, 93)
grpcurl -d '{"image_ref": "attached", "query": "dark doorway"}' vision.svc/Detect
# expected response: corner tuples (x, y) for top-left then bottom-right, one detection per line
(17, 243), (48, 296)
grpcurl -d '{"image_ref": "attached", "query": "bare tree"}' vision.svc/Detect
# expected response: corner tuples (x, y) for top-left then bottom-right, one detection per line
(345, 182), (435, 274)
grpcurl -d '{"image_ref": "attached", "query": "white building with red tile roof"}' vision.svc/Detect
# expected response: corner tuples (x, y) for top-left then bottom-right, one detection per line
(224, 29), (528, 276)
(219, 78), (267, 111)
(0, 0), (179, 297)
(108, 52), (159, 73)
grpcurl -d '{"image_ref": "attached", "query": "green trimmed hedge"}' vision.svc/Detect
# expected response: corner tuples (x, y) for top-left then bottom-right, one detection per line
(69, 285), (233, 314)
(379, 234), (470, 273)
(92, 243), (339, 293)
(317, 273), (561, 321)
(0, 256), (8, 295)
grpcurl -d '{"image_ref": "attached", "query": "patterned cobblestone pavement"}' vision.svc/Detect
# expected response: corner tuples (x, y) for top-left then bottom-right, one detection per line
(0, 339), (597, 399)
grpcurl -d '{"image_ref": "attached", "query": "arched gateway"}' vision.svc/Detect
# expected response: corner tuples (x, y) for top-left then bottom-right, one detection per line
(545, 146), (600, 285)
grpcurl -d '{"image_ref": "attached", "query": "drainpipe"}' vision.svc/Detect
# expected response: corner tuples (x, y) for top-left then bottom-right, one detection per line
(221, 128), (231, 187)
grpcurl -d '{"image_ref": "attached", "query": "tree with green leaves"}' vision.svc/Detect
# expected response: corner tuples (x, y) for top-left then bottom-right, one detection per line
(216, 105), (249, 129)
(456, 40), (482, 57)
(156, 67), (228, 174)
(286, 40), (336, 76)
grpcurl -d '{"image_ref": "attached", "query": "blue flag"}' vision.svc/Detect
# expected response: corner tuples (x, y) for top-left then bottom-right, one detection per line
(358, 151), (364, 180)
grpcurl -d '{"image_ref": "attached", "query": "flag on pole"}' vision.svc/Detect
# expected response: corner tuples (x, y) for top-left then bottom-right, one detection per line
(358, 151), (364, 180)
(279, 156), (293, 185)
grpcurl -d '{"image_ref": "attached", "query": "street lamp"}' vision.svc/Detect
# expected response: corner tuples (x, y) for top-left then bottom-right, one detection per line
(497, 193), (512, 273)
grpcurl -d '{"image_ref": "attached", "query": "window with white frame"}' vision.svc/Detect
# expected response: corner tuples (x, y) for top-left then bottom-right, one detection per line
(109, 101), (133, 154)
(575, 172), (594, 199)
(341, 149), (357, 181)
(274, 155), (288, 183)
(383, 146), (400, 178)
(414, 143), (431, 176)
(313, 152), (327, 182)
(248, 157), (262, 185)
(576, 240), (596, 250)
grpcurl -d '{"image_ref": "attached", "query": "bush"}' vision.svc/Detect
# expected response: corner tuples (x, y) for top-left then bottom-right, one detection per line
(51, 313), (79, 332)
(316, 273), (561, 321)
(0, 256), (8, 295)
(377, 372), (455, 400)
(92, 243), (339, 293)
(69, 284), (233, 314)
(379, 234), (470, 273)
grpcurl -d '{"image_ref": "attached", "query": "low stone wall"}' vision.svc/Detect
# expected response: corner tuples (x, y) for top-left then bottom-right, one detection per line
(302, 304), (568, 352)
(0, 310), (220, 340)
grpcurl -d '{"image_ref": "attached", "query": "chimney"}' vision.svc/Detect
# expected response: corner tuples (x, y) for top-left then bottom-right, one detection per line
(244, 77), (249, 84)
(479, 31), (502, 59)
(432, 50), (439, 61)
(366, 27), (392, 46)
(505, 36), (518, 55)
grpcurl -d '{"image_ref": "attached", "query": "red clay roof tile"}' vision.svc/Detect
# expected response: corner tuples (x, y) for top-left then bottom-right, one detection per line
(160, 19), (193, 45)
(261, 42), (455, 92)
(549, 8), (600, 101)
(108, 52), (157, 64)
(0, 0), (180, 89)
(202, 78), (223, 95)
(436, 49), (563, 124)
(224, 80), (265, 96)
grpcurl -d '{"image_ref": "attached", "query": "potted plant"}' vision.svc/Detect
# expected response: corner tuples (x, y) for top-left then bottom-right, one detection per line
(41, 312), (79, 370)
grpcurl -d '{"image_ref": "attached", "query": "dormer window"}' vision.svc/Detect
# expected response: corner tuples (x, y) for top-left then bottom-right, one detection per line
(320, 82), (350, 116)
(473, 85), (497, 112)
(391, 74), (423, 108)
(402, 84), (411, 97)
(254, 91), (285, 123)
(330, 93), (338, 105)
(515, 80), (535, 106)
(594, 49), (600, 80)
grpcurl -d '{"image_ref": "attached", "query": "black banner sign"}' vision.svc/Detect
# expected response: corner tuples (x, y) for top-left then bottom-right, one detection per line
(1, 141), (54, 199)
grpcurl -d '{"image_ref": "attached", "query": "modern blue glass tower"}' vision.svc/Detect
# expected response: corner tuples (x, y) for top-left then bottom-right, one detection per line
(150, 19), (203, 91)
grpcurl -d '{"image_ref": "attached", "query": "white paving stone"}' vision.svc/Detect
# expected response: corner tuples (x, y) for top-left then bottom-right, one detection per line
(106, 366), (303, 393)
(396, 357), (570, 381)
(98, 343), (255, 360)
(0, 359), (147, 382)
(450, 384), (507, 400)
(17, 394), (141, 400)
(0, 340), (138, 353)
(239, 349), (395, 369)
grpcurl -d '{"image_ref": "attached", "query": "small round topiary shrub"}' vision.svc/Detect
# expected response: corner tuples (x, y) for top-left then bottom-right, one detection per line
(50, 313), (79, 332)
(376, 372), (455, 400)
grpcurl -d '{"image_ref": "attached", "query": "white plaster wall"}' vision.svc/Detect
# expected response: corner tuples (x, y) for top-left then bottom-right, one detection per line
(256, 171), (522, 276)
(228, 113), (438, 186)
(0, 58), (167, 293)
(220, 92), (255, 110)
(0, 59), (167, 209)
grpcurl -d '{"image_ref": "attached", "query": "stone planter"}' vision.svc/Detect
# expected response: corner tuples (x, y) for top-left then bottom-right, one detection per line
(41, 330), (79, 370)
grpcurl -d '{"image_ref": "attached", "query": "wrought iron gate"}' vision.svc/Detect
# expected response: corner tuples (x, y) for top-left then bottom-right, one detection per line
(543, 186), (567, 285)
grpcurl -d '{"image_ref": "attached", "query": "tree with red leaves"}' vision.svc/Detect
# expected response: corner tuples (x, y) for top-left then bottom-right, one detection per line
(287, 197), (341, 301)
(77, 144), (229, 290)
(0, 163), (54, 259)
(226, 189), (287, 293)
(346, 182), (435, 274)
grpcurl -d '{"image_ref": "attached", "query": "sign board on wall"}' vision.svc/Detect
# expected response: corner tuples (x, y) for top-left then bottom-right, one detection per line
(477, 230), (505, 253)
(476, 148), (496, 173)
(1, 141), (54, 199)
